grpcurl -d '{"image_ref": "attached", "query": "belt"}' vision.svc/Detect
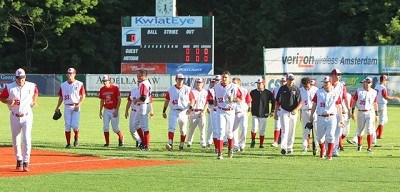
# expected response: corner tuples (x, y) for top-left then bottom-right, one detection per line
(66, 103), (78, 106)
(12, 112), (28, 117)
(218, 107), (234, 111)
(173, 108), (183, 111)
(105, 107), (116, 110)
(302, 109), (312, 111)
(358, 110), (370, 112)
(137, 103), (149, 106)
(131, 109), (137, 112)
(193, 109), (203, 112)
(318, 114), (334, 117)
(213, 109), (217, 112)
(342, 112), (347, 114)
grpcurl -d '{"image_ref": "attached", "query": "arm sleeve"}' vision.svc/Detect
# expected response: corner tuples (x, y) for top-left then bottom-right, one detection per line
(58, 87), (62, 97)
(0, 85), (9, 99)
(165, 91), (170, 100)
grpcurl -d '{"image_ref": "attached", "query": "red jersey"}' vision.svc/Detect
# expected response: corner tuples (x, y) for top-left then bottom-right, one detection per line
(99, 84), (121, 109)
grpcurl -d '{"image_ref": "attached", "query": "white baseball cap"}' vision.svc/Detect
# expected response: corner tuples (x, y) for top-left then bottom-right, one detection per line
(195, 77), (204, 83)
(287, 74), (295, 80)
(67, 68), (76, 74)
(310, 79), (316, 85)
(15, 68), (26, 78)
(102, 75), (110, 81)
(321, 76), (331, 83)
(280, 77), (287, 82)
(214, 75), (222, 81)
(176, 73), (185, 79)
(255, 78), (265, 84)
(364, 77), (373, 83)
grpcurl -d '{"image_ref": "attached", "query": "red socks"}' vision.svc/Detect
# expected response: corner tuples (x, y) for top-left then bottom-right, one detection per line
(260, 135), (265, 146)
(104, 132), (110, 144)
(251, 132), (256, 140)
(274, 130), (280, 143)
(65, 131), (71, 144)
(367, 134), (372, 148)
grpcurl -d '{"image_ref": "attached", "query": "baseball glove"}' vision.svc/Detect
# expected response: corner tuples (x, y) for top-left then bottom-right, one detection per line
(53, 109), (62, 120)
(305, 122), (313, 130)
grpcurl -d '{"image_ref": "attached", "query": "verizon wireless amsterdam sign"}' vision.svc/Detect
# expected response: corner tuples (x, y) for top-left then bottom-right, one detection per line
(264, 46), (379, 74)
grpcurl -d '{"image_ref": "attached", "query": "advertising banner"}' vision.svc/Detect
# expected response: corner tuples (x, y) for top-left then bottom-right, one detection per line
(167, 63), (213, 75)
(121, 63), (167, 74)
(380, 46), (400, 73)
(264, 46), (379, 74)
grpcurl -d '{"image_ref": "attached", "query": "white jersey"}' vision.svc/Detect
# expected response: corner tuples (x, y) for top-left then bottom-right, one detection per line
(214, 82), (241, 109)
(353, 88), (377, 110)
(374, 84), (388, 105)
(2, 81), (37, 114)
(137, 79), (152, 104)
(300, 86), (318, 110)
(191, 88), (208, 110)
(59, 80), (85, 105)
(235, 87), (250, 113)
(208, 88), (217, 110)
(128, 87), (139, 110)
(332, 81), (347, 102)
(166, 85), (192, 110)
(312, 88), (341, 115)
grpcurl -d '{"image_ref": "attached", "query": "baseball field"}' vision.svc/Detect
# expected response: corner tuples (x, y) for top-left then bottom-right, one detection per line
(0, 97), (399, 191)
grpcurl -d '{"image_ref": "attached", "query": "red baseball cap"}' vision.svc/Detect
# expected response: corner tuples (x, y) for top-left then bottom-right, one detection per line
(331, 68), (342, 75)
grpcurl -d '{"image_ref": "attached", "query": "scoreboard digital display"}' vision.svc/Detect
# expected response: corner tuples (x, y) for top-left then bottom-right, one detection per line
(121, 16), (214, 75)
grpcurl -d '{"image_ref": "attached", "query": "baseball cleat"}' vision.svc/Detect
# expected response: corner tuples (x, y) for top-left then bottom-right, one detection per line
(16, 160), (23, 171)
(227, 149), (233, 158)
(339, 146), (345, 151)
(367, 148), (373, 153)
(103, 144), (110, 148)
(327, 157), (333, 161)
(287, 150), (293, 155)
(23, 162), (29, 172)
(347, 139), (356, 145)
(281, 149), (287, 155)
(73, 139), (79, 147)
(259, 145), (264, 149)
(118, 139), (124, 147)
(270, 142), (278, 147)
(178, 146), (184, 151)
(250, 140), (255, 148)
(135, 141), (139, 148)
(201, 146), (206, 149)
(333, 153), (339, 157)
(187, 144), (191, 148)
(206, 144), (211, 148)
(240, 147), (245, 152)
(165, 143), (173, 151)
(217, 153), (223, 160)
(357, 145), (362, 151)
(65, 144), (71, 149)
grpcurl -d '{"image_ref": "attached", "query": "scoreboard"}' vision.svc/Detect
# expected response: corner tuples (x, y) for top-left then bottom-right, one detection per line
(121, 16), (214, 75)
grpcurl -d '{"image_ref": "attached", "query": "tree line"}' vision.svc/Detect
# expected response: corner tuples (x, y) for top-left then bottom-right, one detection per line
(1, 0), (399, 75)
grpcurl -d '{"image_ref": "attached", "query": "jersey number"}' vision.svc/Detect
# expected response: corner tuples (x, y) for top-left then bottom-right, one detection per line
(320, 102), (326, 107)
(359, 100), (365, 105)
(172, 100), (178, 105)
(63, 95), (70, 100)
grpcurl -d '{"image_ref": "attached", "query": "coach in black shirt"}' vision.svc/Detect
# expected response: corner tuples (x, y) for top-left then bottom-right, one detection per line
(249, 78), (275, 148)
(273, 74), (302, 155)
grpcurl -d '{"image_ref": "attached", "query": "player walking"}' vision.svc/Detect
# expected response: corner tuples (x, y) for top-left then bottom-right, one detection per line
(206, 75), (221, 148)
(374, 75), (400, 139)
(249, 78), (274, 149)
(164, 74), (194, 151)
(232, 77), (252, 151)
(186, 78), (209, 148)
(213, 71), (242, 159)
(309, 76), (343, 160)
(55, 68), (86, 149)
(124, 83), (143, 148)
(351, 77), (378, 153)
(299, 77), (319, 153)
(274, 74), (302, 155)
(271, 77), (286, 147)
(99, 75), (124, 147)
(0, 68), (38, 172)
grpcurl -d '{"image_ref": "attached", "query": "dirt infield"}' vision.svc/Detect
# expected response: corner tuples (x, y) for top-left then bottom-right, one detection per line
(0, 147), (184, 177)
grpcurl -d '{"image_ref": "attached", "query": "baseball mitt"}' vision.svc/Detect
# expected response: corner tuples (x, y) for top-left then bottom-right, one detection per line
(53, 109), (62, 120)
(305, 122), (313, 130)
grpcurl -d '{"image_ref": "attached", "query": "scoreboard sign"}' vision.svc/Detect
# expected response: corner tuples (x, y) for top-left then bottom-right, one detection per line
(121, 16), (214, 75)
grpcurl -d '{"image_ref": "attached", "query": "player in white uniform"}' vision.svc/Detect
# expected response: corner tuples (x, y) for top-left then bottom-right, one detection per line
(351, 77), (378, 153)
(164, 74), (194, 151)
(271, 77), (286, 147)
(309, 76), (343, 160)
(232, 77), (252, 151)
(124, 84), (143, 148)
(206, 75), (221, 148)
(330, 69), (351, 157)
(338, 90), (352, 151)
(186, 78), (209, 148)
(0, 68), (38, 172)
(55, 68), (86, 149)
(99, 75), (124, 147)
(214, 71), (242, 159)
(374, 75), (400, 139)
(299, 77), (318, 153)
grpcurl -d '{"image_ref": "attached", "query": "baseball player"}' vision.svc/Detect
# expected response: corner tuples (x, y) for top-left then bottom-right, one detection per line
(232, 77), (252, 151)
(55, 68), (85, 149)
(99, 75), (124, 147)
(351, 77), (378, 153)
(299, 77), (318, 153)
(271, 77), (286, 147)
(374, 75), (400, 139)
(347, 79), (366, 145)
(338, 85), (353, 151)
(309, 76), (343, 160)
(186, 78), (209, 148)
(213, 71), (242, 159)
(164, 74), (194, 151)
(206, 75), (221, 148)
(249, 78), (274, 149)
(330, 69), (351, 157)
(124, 83), (146, 148)
(0, 68), (38, 172)
(274, 74), (302, 155)
(130, 69), (152, 150)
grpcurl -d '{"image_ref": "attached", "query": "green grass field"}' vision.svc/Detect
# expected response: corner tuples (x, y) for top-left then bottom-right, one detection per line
(0, 97), (400, 191)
